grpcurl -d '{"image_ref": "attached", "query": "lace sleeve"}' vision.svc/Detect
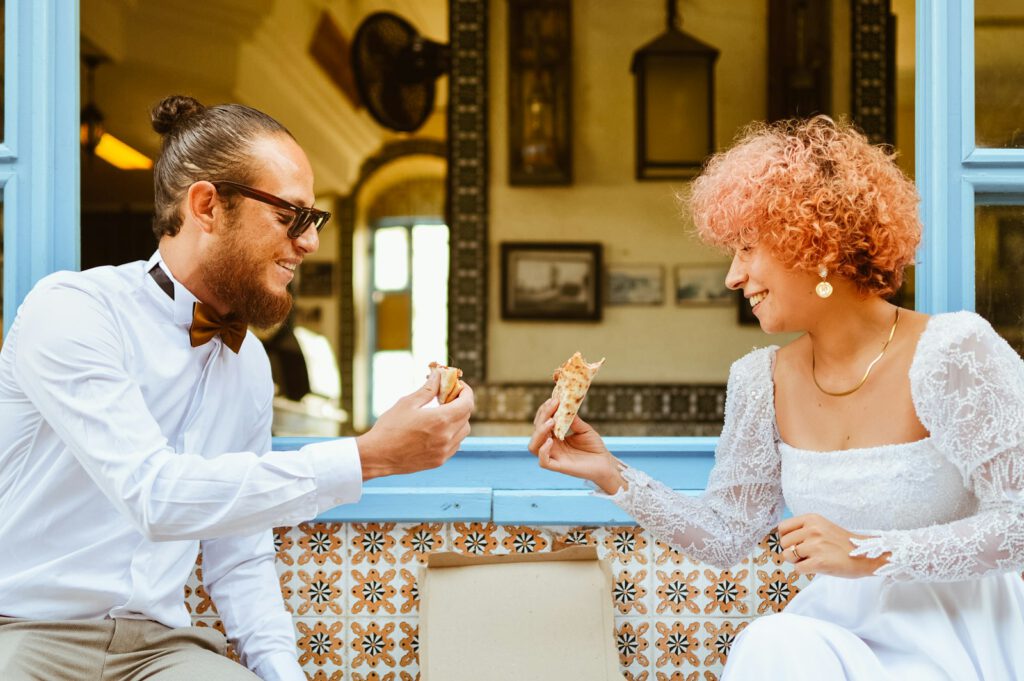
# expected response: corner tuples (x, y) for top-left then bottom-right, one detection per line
(850, 313), (1024, 582)
(604, 347), (785, 568)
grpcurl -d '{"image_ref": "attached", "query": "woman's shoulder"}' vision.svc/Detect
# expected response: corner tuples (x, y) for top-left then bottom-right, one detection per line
(915, 310), (1001, 360)
(728, 344), (778, 389)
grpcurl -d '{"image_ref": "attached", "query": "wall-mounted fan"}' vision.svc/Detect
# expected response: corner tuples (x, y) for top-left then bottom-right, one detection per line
(351, 12), (450, 133)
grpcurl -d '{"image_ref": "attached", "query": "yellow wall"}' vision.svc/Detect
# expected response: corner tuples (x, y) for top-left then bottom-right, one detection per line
(486, 0), (784, 383)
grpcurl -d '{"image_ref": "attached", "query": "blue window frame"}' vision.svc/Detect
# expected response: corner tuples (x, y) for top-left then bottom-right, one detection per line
(8, 0), (1023, 523)
(2, 0), (79, 334)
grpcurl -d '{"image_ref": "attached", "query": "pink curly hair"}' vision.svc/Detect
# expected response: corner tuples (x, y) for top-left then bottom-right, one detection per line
(688, 117), (921, 297)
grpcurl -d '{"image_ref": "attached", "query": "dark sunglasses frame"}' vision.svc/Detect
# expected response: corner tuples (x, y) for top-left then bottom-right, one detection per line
(210, 180), (331, 239)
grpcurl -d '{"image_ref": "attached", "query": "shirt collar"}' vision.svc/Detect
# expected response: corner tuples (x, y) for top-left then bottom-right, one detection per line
(146, 251), (199, 327)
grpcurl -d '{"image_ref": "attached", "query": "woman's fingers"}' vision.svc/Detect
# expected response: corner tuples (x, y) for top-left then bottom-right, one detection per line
(528, 417), (556, 455)
(533, 397), (558, 428)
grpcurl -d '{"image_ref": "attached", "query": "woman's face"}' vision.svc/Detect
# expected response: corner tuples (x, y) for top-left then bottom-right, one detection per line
(725, 242), (821, 334)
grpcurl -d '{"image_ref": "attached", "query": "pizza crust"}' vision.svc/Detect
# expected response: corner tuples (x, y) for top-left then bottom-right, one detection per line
(551, 352), (605, 440)
(429, 362), (465, 404)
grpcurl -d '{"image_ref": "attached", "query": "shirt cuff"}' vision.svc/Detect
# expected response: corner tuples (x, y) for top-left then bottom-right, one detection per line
(302, 438), (363, 513)
(251, 650), (306, 681)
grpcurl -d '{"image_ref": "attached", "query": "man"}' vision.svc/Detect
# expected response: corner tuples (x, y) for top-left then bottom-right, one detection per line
(0, 96), (473, 680)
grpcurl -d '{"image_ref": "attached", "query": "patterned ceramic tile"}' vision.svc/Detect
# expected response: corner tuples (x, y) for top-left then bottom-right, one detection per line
(349, 672), (415, 681)
(395, 522), (445, 564)
(274, 526), (297, 566)
(652, 539), (686, 567)
(350, 523), (397, 566)
(396, 567), (421, 614)
(652, 619), (702, 671)
(295, 567), (345, 616)
(752, 529), (785, 567)
(653, 568), (701, 616)
(654, 672), (702, 681)
(298, 522), (346, 567)
(497, 524), (551, 554)
(598, 526), (650, 566)
(613, 568), (649, 615)
(296, 618), (347, 676)
(700, 568), (749, 616)
(191, 618), (240, 663)
(624, 671), (651, 681)
(615, 618), (651, 678)
(349, 567), (399, 615)
(700, 618), (748, 669)
(348, 619), (398, 673)
(305, 670), (344, 681)
(754, 568), (801, 614)
(450, 521), (499, 556)
(552, 525), (599, 550)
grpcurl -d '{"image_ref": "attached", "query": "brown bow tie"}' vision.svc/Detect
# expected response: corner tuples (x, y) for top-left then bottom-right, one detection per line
(190, 302), (247, 353)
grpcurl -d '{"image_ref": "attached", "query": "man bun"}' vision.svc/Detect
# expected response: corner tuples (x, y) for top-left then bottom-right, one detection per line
(150, 95), (206, 135)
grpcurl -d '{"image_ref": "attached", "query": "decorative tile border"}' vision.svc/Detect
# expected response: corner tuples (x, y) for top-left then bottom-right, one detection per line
(186, 522), (824, 679)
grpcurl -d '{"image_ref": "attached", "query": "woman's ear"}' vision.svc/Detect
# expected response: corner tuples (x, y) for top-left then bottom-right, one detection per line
(186, 181), (220, 234)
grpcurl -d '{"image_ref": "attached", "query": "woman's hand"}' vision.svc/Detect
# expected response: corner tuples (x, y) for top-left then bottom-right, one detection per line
(778, 514), (890, 578)
(527, 397), (625, 494)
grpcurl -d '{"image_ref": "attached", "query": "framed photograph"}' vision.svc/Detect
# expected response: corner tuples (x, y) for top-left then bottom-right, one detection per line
(501, 242), (602, 321)
(674, 264), (732, 306)
(298, 262), (335, 297)
(606, 264), (664, 306)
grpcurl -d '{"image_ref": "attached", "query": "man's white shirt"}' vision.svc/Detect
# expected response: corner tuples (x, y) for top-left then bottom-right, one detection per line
(0, 252), (362, 680)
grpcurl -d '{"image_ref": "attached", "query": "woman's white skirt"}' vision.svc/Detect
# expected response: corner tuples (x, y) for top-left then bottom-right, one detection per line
(723, 571), (1024, 680)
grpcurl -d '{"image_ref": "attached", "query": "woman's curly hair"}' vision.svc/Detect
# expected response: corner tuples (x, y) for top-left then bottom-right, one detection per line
(688, 116), (921, 297)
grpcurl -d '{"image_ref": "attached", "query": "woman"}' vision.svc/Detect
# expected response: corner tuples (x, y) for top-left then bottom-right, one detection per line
(528, 117), (1024, 680)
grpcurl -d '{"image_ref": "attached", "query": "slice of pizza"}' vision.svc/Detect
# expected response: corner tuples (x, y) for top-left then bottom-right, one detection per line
(551, 352), (605, 440)
(429, 362), (465, 404)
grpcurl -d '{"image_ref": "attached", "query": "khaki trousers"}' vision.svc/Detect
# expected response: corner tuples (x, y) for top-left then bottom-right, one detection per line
(0, 616), (261, 680)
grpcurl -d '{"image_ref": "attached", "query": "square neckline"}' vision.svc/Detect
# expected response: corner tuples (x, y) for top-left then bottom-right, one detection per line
(768, 313), (937, 455)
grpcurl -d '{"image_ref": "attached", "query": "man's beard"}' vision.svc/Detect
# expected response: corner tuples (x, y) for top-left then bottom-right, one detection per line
(200, 217), (293, 329)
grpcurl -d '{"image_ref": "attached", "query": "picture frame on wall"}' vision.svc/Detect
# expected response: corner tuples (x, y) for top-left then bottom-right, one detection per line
(297, 261), (335, 297)
(674, 264), (732, 306)
(501, 242), (602, 321)
(606, 264), (664, 305)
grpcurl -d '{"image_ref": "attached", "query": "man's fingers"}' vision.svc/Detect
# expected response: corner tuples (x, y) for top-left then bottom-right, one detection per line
(439, 381), (475, 416)
(406, 370), (442, 408)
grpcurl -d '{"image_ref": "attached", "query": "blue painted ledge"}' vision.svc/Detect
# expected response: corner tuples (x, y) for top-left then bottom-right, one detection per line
(272, 436), (717, 525)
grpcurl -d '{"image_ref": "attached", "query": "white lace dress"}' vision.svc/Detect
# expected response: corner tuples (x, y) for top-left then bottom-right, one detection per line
(607, 311), (1024, 680)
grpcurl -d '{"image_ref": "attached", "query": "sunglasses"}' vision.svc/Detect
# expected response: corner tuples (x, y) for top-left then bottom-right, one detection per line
(210, 180), (331, 239)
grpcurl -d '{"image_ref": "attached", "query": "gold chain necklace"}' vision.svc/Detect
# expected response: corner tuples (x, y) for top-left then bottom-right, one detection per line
(811, 308), (900, 397)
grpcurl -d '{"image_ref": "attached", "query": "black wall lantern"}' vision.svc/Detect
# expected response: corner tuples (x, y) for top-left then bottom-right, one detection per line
(631, 0), (719, 180)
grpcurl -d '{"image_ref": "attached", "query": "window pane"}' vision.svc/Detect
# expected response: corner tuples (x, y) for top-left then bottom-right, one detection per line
(373, 227), (409, 291)
(975, 2), (1024, 148)
(372, 350), (415, 418)
(975, 202), (1024, 357)
(411, 224), (449, 368)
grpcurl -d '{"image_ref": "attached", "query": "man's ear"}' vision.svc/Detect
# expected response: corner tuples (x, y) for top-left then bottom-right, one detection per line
(186, 181), (220, 235)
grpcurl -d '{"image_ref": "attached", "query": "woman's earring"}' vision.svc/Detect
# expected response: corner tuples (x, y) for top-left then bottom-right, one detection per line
(815, 265), (833, 299)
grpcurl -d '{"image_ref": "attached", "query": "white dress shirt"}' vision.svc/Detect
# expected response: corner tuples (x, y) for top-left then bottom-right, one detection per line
(0, 252), (363, 681)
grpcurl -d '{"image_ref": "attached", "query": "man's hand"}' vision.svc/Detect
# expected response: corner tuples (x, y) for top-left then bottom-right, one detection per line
(356, 371), (475, 481)
(778, 513), (890, 578)
(527, 397), (624, 494)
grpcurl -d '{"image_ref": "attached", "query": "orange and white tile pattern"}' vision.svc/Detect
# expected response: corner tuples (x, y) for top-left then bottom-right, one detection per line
(186, 522), (818, 679)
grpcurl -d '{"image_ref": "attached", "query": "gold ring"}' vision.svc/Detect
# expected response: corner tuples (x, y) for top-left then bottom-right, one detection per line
(791, 545), (803, 561)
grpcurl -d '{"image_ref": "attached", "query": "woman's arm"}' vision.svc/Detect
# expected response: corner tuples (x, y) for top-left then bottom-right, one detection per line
(849, 313), (1024, 582)
(529, 347), (785, 568)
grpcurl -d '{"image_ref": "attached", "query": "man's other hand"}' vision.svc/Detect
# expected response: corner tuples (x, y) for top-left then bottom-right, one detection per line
(355, 370), (475, 481)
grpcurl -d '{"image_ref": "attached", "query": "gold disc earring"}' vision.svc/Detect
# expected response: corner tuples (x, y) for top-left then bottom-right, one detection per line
(815, 265), (833, 298)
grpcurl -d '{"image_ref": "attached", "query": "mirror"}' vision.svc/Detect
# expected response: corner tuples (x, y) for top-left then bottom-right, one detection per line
(78, 0), (915, 437)
(446, 0), (916, 436)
